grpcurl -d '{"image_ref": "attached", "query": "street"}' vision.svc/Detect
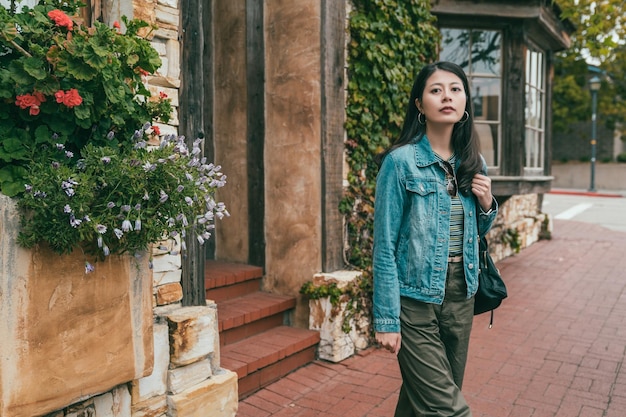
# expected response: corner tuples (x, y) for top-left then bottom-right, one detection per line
(542, 191), (626, 233)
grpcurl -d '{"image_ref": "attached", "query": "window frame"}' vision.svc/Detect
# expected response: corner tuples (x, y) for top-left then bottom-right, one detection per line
(439, 27), (503, 172)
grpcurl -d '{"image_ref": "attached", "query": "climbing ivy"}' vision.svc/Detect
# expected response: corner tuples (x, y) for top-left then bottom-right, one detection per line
(342, 2), (439, 284)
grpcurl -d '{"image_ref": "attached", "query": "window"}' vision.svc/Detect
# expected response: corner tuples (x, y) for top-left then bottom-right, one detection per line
(440, 28), (502, 169)
(524, 48), (545, 174)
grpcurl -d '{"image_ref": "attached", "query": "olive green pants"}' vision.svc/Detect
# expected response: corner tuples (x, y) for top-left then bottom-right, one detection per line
(394, 261), (474, 417)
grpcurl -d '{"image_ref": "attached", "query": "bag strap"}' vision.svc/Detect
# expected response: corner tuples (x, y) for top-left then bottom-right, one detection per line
(477, 199), (496, 329)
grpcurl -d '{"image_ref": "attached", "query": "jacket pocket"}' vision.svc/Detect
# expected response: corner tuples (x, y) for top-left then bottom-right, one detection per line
(401, 178), (438, 290)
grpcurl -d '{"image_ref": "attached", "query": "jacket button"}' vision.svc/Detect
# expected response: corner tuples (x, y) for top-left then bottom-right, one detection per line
(468, 263), (474, 269)
(469, 238), (473, 243)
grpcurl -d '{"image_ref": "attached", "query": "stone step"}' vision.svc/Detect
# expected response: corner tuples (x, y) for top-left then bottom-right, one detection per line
(220, 326), (320, 399)
(217, 292), (296, 346)
(205, 260), (263, 302)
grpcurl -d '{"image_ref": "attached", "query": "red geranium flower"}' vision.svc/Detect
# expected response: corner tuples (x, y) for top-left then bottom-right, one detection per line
(15, 92), (46, 115)
(48, 10), (73, 31)
(55, 89), (83, 108)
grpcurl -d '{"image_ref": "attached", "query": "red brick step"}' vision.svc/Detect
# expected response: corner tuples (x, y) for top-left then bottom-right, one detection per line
(205, 260), (320, 399)
(220, 326), (320, 398)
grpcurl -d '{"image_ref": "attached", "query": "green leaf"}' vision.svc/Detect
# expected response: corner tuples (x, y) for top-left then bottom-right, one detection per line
(83, 45), (109, 69)
(34, 125), (52, 144)
(74, 105), (91, 120)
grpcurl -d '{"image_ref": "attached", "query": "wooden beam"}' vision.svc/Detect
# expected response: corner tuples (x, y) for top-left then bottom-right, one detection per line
(321, 0), (346, 271)
(246, 0), (265, 269)
(203, 1), (216, 260)
(180, 0), (206, 306)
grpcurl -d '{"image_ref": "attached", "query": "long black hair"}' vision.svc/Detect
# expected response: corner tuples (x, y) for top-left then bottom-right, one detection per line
(376, 61), (483, 193)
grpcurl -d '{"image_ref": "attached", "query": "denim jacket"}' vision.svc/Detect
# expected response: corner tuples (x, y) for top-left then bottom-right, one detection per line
(372, 137), (498, 333)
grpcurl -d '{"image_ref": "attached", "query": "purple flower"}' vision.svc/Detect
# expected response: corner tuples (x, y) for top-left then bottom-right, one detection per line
(177, 185), (185, 192)
(185, 173), (193, 181)
(103, 245), (110, 256)
(134, 203), (142, 211)
(33, 191), (47, 198)
(52, 133), (59, 140)
(97, 236), (103, 248)
(143, 191), (150, 201)
(121, 219), (133, 232)
(51, 161), (60, 169)
(69, 215), (82, 228)
(96, 224), (107, 234)
(134, 140), (147, 149)
(24, 184), (32, 193)
(65, 150), (74, 158)
(101, 156), (111, 164)
(134, 219), (141, 231)
(143, 122), (151, 131)
(121, 205), (131, 213)
(181, 240), (187, 251)
(169, 230), (178, 238)
(197, 235), (205, 244)
(113, 228), (123, 239)
(185, 196), (193, 206)
(133, 130), (143, 139)
(107, 201), (116, 209)
(63, 204), (72, 213)
(159, 190), (169, 203)
(64, 187), (75, 197)
(142, 162), (156, 172)
(107, 131), (115, 140)
(83, 215), (91, 222)
(85, 262), (95, 274)
(55, 143), (65, 150)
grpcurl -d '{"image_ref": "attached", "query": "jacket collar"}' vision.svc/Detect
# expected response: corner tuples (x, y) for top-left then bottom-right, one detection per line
(413, 135), (440, 167)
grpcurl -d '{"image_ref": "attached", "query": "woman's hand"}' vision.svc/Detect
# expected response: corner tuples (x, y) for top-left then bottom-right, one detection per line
(375, 332), (402, 354)
(471, 173), (493, 212)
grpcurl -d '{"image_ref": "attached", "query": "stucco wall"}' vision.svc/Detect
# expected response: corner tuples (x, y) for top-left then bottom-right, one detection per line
(213, 0), (250, 263)
(263, 1), (323, 327)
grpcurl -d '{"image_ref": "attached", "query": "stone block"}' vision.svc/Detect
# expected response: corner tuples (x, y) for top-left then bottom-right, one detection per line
(93, 386), (132, 417)
(309, 270), (370, 362)
(156, 282), (183, 305)
(167, 305), (218, 367)
(131, 323), (170, 404)
(168, 359), (212, 395)
(155, 4), (179, 29)
(151, 253), (182, 272)
(166, 370), (238, 417)
(153, 269), (182, 287)
(157, 0), (178, 8)
(0, 194), (154, 417)
(131, 395), (168, 417)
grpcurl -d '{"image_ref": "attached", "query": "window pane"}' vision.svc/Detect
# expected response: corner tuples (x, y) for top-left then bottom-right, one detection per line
(471, 31), (501, 75)
(471, 77), (500, 121)
(440, 29), (470, 71)
(475, 123), (499, 166)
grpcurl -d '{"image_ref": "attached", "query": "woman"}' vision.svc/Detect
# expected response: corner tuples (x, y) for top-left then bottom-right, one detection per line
(373, 61), (498, 416)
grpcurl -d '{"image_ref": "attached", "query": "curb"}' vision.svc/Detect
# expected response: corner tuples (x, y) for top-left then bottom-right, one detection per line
(549, 189), (624, 198)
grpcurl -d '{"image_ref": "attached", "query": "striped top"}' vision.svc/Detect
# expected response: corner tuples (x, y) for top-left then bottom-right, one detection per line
(437, 154), (464, 256)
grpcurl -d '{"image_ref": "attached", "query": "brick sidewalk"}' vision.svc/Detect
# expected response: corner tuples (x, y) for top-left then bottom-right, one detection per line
(238, 219), (626, 417)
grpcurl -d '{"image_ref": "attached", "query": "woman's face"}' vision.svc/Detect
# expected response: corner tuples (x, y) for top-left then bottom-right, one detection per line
(415, 69), (467, 126)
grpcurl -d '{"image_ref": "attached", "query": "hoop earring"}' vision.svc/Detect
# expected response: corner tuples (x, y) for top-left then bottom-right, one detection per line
(458, 111), (469, 124)
(417, 113), (426, 125)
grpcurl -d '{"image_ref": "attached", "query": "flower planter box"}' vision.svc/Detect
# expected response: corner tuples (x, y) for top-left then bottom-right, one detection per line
(0, 194), (154, 417)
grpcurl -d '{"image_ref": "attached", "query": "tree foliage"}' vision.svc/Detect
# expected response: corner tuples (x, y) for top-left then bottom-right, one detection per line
(553, 0), (626, 136)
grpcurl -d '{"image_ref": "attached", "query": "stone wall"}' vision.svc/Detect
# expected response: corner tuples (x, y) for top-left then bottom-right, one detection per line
(487, 193), (551, 262)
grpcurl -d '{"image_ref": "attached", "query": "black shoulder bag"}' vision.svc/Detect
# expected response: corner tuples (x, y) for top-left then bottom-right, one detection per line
(474, 206), (508, 327)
